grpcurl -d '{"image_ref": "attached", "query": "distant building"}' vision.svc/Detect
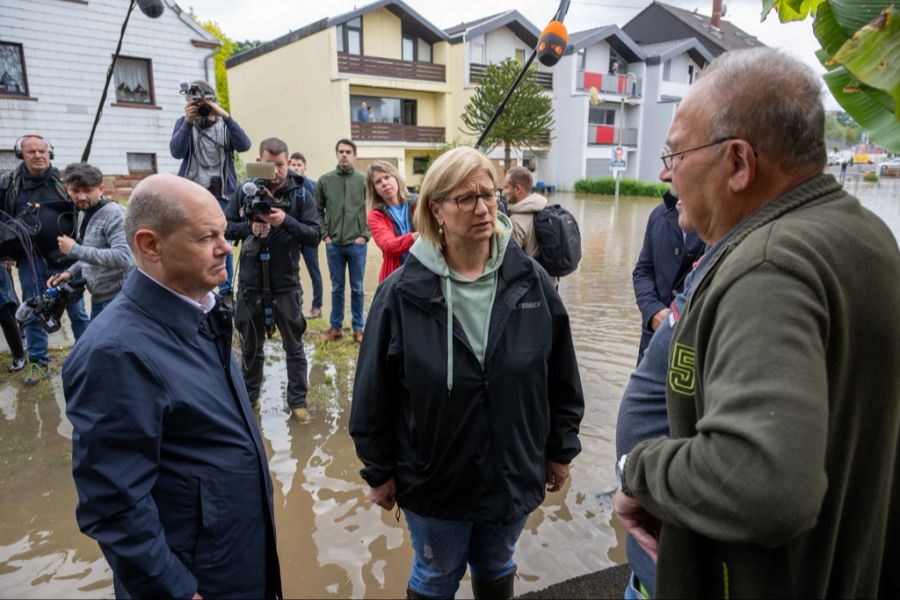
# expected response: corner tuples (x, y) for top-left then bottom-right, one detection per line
(0, 0), (219, 199)
(623, 1), (764, 57)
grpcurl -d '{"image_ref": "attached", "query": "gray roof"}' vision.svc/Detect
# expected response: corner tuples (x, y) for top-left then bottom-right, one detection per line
(227, 0), (448, 69)
(444, 10), (540, 46)
(566, 25), (646, 63)
(640, 37), (713, 66)
(650, 2), (764, 53)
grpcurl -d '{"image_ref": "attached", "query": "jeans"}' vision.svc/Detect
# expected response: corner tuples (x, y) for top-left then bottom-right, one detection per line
(325, 242), (366, 332)
(90, 298), (112, 320)
(18, 258), (89, 364)
(624, 572), (650, 600)
(235, 289), (308, 408)
(404, 509), (526, 598)
(219, 253), (234, 295)
(302, 244), (323, 309)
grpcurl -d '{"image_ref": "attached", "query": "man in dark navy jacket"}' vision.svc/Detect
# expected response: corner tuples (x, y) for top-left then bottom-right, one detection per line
(631, 190), (704, 364)
(62, 174), (282, 599)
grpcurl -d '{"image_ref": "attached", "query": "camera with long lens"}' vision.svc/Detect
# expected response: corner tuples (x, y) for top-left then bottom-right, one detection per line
(15, 280), (86, 333)
(179, 81), (217, 127)
(240, 162), (290, 221)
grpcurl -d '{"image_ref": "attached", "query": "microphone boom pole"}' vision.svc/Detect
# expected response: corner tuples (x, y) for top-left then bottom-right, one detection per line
(474, 0), (570, 152)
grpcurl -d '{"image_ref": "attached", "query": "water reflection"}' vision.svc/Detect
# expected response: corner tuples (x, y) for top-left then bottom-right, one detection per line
(1, 182), (897, 598)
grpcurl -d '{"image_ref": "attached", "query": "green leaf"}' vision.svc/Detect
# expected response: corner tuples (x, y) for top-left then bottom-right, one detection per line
(832, 6), (900, 108)
(828, 0), (895, 34)
(824, 66), (900, 150)
(761, 0), (779, 20)
(761, 0), (826, 22)
(813, 2), (850, 60)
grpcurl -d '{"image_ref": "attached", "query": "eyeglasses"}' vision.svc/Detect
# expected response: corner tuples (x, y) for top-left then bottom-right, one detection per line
(447, 189), (501, 212)
(660, 137), (738, 170)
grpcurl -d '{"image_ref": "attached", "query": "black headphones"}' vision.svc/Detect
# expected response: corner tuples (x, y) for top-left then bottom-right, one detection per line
(14, 134), (55, 160)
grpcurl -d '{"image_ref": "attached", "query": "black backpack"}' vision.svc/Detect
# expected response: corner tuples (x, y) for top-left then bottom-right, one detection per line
(533, 204), (582, 277)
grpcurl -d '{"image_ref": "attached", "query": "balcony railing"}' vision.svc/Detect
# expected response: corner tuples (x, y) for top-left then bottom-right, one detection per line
(577, 70), (641, 98)
(351, 122), (445, 143)
(338, 52), (446, 83)
(469, 63), (553, 90)
(588, 125), (638, 146)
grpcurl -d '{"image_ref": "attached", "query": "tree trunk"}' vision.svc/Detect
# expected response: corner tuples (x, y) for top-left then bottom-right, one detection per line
(504, 141), (511, 175)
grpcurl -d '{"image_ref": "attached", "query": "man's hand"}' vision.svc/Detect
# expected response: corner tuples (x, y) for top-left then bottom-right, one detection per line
(57, 235), (76, 255)
(259, 208), (286, 227)
(370, 478), (396, 511)
(192, 593), (202, 600)
(650, 308), (670, 331)
(184, 102), (199, 124)
(613, 489), (661, 562)
(251, 222), (271, 238)
(354, 236), (367, 245)
(46, 271), (72, 288)
(546, 460), (569, 492)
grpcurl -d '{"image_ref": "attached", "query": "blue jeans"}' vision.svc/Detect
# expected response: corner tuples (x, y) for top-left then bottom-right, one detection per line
(219, 253), (234, 295)
(624, 572), (649, 599)
(90, 298), (112, 320)
(325, 242), (366, 332)
(302, 243), (323, 309)
(18, 259), (90, 364)
(404, 509), (526, 598)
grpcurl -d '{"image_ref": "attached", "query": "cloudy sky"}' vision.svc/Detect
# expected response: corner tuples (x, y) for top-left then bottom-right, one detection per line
(180, 0), (836, 107)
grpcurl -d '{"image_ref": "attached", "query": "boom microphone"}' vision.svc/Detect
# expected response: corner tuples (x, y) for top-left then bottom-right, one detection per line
(135, 0), (165, 19)
(537, 20), (568, 67)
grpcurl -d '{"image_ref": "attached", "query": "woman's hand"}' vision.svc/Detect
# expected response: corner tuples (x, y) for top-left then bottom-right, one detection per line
(370, 478), (396, 510)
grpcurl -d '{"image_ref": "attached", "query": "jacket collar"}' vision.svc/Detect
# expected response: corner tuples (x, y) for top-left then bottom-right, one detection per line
(121, 270), (209, 340)
(663, 190), (678, 210)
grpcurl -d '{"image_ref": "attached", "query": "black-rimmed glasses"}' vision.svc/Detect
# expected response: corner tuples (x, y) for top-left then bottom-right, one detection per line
(447, 189), (501, 212)
(660, 137), (739, 170)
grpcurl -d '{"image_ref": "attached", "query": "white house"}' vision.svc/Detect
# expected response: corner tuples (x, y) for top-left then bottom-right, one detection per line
(0, 0), (219, 198)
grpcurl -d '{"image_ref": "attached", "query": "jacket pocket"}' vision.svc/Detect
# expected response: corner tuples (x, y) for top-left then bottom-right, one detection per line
(193, 478), (220, 565)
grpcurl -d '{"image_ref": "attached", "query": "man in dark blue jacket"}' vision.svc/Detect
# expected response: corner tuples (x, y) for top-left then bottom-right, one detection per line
(63, 173), (282, 599)
(631, 190), (703, 364)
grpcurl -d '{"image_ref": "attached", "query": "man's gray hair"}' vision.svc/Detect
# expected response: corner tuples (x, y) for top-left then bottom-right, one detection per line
(700, 48), (826, 170)
(124, 185), (189, 251)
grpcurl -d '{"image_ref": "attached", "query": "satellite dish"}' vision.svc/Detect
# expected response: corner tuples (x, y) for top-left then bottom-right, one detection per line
(589, 86), (600, 105)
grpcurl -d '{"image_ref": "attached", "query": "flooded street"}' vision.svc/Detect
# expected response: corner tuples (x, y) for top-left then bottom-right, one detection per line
(1, 178), (898, 598)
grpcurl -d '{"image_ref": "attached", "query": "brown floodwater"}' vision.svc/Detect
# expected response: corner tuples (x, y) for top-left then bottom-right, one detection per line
(2, 179), (898, 599)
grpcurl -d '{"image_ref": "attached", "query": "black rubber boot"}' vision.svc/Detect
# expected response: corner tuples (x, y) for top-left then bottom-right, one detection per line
(471, 570), (515, 599)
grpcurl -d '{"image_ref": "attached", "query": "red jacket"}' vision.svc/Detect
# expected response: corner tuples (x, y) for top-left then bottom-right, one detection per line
(368, 203), (416, 282)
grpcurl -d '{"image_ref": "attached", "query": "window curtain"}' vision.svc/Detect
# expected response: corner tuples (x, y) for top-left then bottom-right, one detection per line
(0, 44), (26, 94)
(114, 58), (151, 103)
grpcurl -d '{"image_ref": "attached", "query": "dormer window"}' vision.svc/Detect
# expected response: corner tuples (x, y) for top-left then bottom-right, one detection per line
(337, 17), (363, 55)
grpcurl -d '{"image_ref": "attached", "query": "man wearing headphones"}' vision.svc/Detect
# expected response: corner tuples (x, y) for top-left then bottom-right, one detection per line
(0, 134), (90, 384)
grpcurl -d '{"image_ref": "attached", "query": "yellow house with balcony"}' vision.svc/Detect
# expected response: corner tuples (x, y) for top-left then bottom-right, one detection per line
(226, 0), (452, 186)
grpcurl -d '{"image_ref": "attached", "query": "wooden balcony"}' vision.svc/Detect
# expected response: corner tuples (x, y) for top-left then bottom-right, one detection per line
(351, 122), (445, 144)
(338, 52), (446, 83)
(469, 63), (553, 90)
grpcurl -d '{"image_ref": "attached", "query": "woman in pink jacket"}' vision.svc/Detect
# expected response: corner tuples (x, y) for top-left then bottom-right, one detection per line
(366, 161), (418, 282)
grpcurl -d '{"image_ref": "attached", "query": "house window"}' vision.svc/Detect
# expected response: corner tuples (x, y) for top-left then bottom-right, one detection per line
(576, 48), (586, 71)
(338, 17), (363, 55)
(0, 41), (29, 97)
(417, 38), (432, 63)
(413, 156), (429, 174)
(127, 152), (157, 174)
(402, 35), (415, 61)
(401, 99), (417, 126)
(470, 39), (485, 64)
(688, 64), (695, 84)
(515, 48), (526, 64)
(589, 107), (616, 126)
(662, 59), (672, 82)
(351, 95), (417, 125)
(609, 48), (625, 75)
(114, 57), (154, 105)
(0, 150), (18, 174)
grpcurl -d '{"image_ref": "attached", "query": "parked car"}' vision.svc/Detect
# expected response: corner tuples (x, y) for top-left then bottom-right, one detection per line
(880, 159), (900, 177)
(827, 152), (842, 166)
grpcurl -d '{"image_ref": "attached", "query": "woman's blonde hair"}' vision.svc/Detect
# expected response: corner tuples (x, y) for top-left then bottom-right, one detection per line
(412, 147), (498, 246)
(365, 161), (409, 211)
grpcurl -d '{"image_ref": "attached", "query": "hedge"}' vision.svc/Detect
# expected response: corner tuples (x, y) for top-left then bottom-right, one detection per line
(574, 177), (670, 197)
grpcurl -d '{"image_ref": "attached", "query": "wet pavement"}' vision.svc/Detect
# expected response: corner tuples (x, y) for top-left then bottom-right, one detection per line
(0, 176), (897, 598)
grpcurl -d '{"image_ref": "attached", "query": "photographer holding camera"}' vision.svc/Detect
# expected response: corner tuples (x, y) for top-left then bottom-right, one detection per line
(0, 134), (90, 385)
(226, 138), (321, 422)
(47, 163), (133, 319)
